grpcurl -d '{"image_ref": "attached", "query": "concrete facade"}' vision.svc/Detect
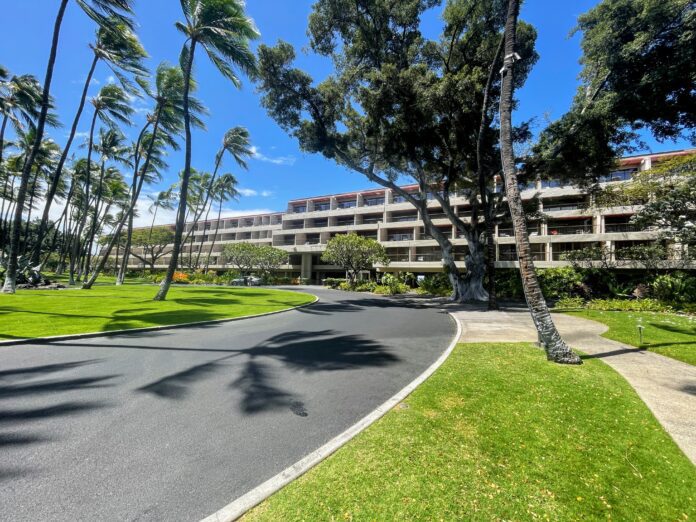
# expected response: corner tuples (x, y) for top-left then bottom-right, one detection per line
(127, 150), (694, 281)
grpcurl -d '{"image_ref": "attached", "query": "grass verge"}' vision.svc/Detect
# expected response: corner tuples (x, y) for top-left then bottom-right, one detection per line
(0, 285), (314, 340)
(243, 343), (695, 521)
(567, 310), (696, 366)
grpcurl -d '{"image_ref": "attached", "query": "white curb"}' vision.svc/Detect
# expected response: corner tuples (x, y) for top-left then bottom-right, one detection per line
(201, 310), (463, 522)
(0, 295), (319, 347)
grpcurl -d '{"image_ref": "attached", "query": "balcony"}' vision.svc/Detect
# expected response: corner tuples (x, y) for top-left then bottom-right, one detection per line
(387, 233), (413, 242)
(414, 253), (441, 262)
(313, 203), (331, 212)
(387, 254), (411, 262)
(389, 215), (418, 223)
(364, 197), (385, 206)
(547, 224), (593, 235)
(337, 200), (357, 209)
(605, 223), (639, 233)
(544, 203), (583, 212)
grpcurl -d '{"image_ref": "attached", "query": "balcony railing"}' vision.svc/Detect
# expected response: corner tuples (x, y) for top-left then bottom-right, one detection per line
(390, 215), (418, 222)
(337, 201), (357, 209)
(414, 253), (442, 262)
(605, 223), (639, 233)
(547, 224), (593, 235)
(543, 203), (583, 212)
(387, 234), (413, 242)
(284, 224), (304, 230)
(387, 254), (411, 262)
(364, 198), (385, 206)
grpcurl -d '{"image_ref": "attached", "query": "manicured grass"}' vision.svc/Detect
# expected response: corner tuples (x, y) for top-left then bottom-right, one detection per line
(244, 343), (695, 521)
(567, 310), (696, 366)
(0, 285), (314, 340)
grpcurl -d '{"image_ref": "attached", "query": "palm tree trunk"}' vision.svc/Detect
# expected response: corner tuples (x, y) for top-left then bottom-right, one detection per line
(116, 210), (134, 284)
(155, 39), (198, 301)
(499, 0), (580, 364)
(194, 199), (214, 268)
(3, 0), (69, 293)
(83, 109), (163, 289)
(21, 169), (39, 256)
(84, 160), (107, 278)
(31, 52), (100, 266)
(205, 199), (223, 273)
(69, 109), (98, 284)
(0, 114), (9, 245)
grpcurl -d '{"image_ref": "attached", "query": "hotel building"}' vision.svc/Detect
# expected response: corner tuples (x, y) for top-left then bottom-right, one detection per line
(128, 150), (694, 282)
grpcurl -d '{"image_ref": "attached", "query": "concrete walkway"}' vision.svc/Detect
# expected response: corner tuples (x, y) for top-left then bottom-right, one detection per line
(444, 303), (696, 465)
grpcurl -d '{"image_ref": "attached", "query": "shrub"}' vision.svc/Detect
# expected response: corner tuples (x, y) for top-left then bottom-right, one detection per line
(417, 273), (452, 297)
(338, 281), (353, 291)
(554, 296), (586, 310)
(586, 298), (674, 313)
(355, 281), (377, 292)
(172, 271), (189, 284)
(537, 267), (584, 299)
(323, 277), (346, 289)
(494, 269), (524, 299)
(651, 272), (696, 304)
(381, 274), (409, 295)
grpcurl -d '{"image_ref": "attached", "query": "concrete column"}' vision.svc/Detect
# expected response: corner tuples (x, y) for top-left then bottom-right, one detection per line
(545, 242), (552, 262)
(301, 253), (312, 280)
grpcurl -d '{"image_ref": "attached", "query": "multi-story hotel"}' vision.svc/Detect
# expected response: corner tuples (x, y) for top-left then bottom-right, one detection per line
(129, 150), (694, 282)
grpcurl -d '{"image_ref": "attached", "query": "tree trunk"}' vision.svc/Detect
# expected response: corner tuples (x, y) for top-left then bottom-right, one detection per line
(69, 108), (98, 284)
(84, 160), (107, 278)
(32, 52), (99, 266)
(204, 199), (223, 273)
(82, 109), (163, 289)
(116, 210), (134, 285)
(154, 40), (198, 301)
(3, 0), (69, 293)
(499, 0), (580, 364)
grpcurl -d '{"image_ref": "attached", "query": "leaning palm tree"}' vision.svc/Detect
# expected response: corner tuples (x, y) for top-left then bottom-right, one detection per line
(154, 0), (259, 301)
(203, 173), (239, 272)
(68, 84), (133, 284)
(146, 189), (176, 240)
(3, 0), (136, 293)
(498, 0), (580, 364)
(32, 18), (148, 266)
(82, 63), (203, 289)
(83, 127), (129, 277)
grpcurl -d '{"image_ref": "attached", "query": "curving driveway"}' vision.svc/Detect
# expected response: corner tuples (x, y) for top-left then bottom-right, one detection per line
(0, 287), (456, 521)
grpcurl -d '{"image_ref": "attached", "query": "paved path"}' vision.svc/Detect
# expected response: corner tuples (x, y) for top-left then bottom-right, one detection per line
(446, 303), (696, 464)
(0, 288), (456, 521)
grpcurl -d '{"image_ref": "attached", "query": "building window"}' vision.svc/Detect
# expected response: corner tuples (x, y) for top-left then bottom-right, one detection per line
(364, 197), (385, 206)
(314, 202), (330, 211)
(293, 205), (307, 213)
(337, 199), (356, 208)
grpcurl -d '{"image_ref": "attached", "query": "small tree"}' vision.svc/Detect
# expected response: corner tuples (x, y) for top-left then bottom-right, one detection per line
(128, 226), (174, 270)
(256, 245), (288, 283)
(223, 242), (258, 284)
(321, 233), (389, 286)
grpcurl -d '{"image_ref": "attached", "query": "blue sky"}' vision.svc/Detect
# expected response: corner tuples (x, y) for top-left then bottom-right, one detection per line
(1, 1), (689, 223)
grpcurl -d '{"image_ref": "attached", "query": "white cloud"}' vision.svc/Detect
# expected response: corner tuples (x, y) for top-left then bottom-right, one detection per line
(106, 75), (116, 84)
(250, 145), (296, 166)
(237, 188), (274, 198)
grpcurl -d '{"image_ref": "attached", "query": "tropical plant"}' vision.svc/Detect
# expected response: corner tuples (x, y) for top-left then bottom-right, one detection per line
(32, 14), (147, 266)
(202, 173), (239, 271)
(154, 0), (259, 301)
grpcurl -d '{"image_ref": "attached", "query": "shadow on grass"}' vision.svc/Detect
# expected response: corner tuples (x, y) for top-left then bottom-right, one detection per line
(649, 322), (696, 336)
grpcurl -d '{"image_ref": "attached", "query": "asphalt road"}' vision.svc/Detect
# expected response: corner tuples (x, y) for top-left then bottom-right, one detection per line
(0, 287), (456, 521)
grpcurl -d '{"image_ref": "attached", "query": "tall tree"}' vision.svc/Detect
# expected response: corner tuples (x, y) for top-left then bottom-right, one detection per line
(498, 0), (581, 364)
(2, 0), (136, 293)
(82, 63), (200, 289)
(202, 172), (239, 271)
(32, 18), (148, 265)
(154, 0), (258, 301)
(68, 84), (133, 284)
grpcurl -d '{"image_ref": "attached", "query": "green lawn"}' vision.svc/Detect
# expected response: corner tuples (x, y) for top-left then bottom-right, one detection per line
(244, 343), (695, 521)
(567, 310), (696, 366)
(0, 284), (314, 340)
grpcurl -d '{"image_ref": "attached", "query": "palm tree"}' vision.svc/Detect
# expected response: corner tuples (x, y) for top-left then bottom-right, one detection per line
(0, 71), (59, 256)
(203, 173), (238, 272)
(146, 189), (176, 240)
(68, 84), (133, 284)
(499, 0), (580, 364)
(2, 0), (136, 293)
(83, 127), (129, 277)
(154, 0), (259, 301)
(32, 18), (148, 265)
(82, 63), (200, 289)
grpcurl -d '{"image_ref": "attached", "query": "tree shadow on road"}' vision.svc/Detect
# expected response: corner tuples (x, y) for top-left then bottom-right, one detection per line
(0, 359), (115, 480)
(135, 329), (400, 416)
